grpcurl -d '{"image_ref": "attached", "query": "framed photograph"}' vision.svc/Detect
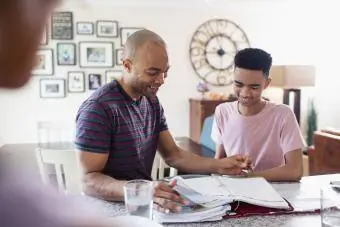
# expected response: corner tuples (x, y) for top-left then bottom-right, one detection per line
(41, 26), (48, 45)
(88, 73), (102, 90)
(79, 42), (113, 68)
(32, 49), (54, 75)
(115, 48), (123, 66)
(120, 27), (143, 46)
(57, 43), (76, 65)
(96, 20), (118, 37)
(51, 12), (73, 40)
(68, 71), (85, 93)
(40, 78), (66, 98)
(106, 70), (122, 83)
(76, 22), (94, 35)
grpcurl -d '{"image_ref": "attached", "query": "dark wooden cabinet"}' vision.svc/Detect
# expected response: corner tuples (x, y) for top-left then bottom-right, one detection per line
(189, 98), (236, 143)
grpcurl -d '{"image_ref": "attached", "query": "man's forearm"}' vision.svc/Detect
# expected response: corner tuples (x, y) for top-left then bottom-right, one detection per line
(248, 165), (303, 182)
(166, 148), (216, 174)
(83, 172), (127, 201)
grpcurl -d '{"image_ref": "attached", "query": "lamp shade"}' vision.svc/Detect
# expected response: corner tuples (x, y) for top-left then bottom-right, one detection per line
(269, 65), (315, 88)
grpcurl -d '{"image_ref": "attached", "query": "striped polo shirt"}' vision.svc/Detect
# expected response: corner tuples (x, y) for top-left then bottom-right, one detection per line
(75, 80), (168, 180)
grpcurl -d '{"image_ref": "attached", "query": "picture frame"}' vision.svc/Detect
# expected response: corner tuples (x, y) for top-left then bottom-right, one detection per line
(105, 70), (122, 83)
(41, 25), (48, 45)
(96, 20), (118, 37)
(67, 71), (85, 93)
(51, 11), (73, 40)
(32, 49), (54, 75)
(79, 42), (114, 68)
(76, 22), (94, 35)
(115, 48), (123, 66)
(57, 43), (76, 65)
(120, 27), (143, 46)
(40, 78), (66, 98)
(88, 73), (102, 90)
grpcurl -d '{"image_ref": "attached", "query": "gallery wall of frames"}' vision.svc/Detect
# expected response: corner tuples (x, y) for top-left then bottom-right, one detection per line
(35, 11), (143, 98)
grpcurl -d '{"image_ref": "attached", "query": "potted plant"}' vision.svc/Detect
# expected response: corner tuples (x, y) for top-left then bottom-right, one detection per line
(306, 98), (317, 146)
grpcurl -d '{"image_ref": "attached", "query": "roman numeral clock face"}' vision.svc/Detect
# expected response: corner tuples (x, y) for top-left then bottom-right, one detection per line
(189, 19), (250, 86)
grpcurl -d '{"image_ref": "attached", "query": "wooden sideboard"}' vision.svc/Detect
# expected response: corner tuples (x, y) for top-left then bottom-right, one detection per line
(189, 98), (236, 143)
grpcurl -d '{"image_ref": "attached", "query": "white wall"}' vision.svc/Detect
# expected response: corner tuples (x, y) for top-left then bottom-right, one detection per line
(0, 0), (336, 144)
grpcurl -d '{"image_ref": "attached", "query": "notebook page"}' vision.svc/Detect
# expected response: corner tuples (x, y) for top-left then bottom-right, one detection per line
(173, 177), (231, 208)
(182, 176), (233, 199)
(220, 177), (290, 209)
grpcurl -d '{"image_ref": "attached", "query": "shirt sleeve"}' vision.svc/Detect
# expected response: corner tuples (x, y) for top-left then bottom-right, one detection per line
(75, 100), (113, 153)
(159, 103), (168, 132)
(280, 107), (306, 154)
(211, 105), (223, 145)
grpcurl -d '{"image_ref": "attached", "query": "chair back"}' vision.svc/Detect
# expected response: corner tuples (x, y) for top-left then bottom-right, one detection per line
(151, 152), (177, 180)
(199, 115), (216, 151)
(35, 148), (82, 195)
(37, 121), (75, 149)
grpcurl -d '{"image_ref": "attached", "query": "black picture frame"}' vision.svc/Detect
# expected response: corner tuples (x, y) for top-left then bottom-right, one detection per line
(120, 27), (144, 46)
(79, 41), (114, 68)
(96, 20), (119, 38)
(56, 43), (76, 66)
(88, 73), (102, 90)
(105, 70), (122, 83)
(76, 21), (94, 35)
(32, 49), (54, 76)
(39, 78), (66, 98)
(41, 25), (48, 45)
(67, 71), (85, 93)
(115, 48), (123, 66)
(51, 11), (74, 40)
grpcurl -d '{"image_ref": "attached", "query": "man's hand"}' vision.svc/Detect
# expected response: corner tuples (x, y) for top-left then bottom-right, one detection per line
(153, 179), (189, 213)
(215, 154), (253, 175)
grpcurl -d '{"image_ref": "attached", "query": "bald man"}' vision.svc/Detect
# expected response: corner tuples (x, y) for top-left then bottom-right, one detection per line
(75, 29), (252, 213)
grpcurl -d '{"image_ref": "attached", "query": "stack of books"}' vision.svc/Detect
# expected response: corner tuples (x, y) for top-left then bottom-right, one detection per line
(153, 175), (292, 224)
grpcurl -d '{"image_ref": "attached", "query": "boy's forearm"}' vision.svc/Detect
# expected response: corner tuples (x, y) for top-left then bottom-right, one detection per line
(247, 165), (302, 182)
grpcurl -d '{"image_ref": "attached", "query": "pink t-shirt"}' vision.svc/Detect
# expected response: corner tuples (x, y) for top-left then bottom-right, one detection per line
(211, 100), (306, 171)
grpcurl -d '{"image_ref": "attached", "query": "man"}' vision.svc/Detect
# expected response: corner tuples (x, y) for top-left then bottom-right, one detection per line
(75, 29), (252, 213)
(211, 48), (305, 182)
(0, 0), (114, 226)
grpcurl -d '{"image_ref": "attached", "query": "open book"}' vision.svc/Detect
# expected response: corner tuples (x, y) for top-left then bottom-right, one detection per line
(180, 175), (291, 210)
(153, 176), (231, 223)
(153, 175), (292, 223)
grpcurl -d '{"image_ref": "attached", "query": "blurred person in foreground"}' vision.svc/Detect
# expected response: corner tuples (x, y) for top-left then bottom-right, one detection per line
(0, 0), (115, 226)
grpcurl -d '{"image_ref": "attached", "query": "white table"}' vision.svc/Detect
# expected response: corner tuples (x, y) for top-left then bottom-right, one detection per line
(78, 174), (340, 227)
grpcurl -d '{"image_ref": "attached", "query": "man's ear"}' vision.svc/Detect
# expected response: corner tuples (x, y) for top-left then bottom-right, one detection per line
(123, 59), (133, 73)
(264, 77), (271, 89)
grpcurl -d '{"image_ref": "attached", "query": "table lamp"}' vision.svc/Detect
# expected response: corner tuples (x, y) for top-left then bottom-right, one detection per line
(269, 65), (315, 125)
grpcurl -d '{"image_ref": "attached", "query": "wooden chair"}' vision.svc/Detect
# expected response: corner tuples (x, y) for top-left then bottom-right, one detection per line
(308, 129), (340, 175)
(35, 148), (83, 195)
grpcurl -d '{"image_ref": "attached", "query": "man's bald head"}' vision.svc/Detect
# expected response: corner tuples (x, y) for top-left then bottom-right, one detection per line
(123, 29), (166, 62)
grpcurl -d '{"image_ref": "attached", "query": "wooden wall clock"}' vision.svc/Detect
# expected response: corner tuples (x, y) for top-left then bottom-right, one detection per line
(189, 19), (250, 86)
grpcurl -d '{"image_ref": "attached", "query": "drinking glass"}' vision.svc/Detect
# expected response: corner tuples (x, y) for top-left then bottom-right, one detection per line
(321, 185), (340, 227)
(124, 180), (154, 219)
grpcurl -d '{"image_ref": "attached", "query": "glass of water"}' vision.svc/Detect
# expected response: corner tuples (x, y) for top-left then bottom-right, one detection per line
(124, 179), (154, 219)
(321, 185), (340, 227)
